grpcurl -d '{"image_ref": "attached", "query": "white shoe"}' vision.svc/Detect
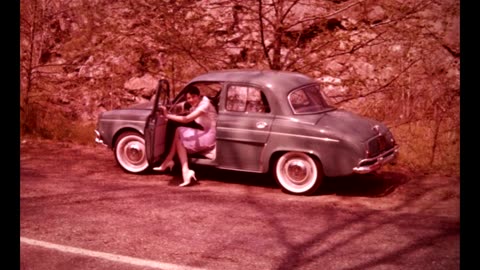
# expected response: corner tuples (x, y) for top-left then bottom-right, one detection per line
(179, 170), (197, 187)
(153, 160), (174, 172)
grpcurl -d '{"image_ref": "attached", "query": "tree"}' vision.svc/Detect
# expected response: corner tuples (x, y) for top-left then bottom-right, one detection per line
(20, 0), (57, 133)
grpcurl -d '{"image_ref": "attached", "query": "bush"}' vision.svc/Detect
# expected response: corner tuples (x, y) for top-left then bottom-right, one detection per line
(20, 105), (97, 146)
(391, 121), (459, 176)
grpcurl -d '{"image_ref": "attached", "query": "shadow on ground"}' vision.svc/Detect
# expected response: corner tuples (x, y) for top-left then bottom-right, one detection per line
(153, 165), (411, 198)
(318, 171), (411, 197)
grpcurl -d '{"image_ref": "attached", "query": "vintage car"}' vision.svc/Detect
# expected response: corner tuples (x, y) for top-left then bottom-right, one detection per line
(95, 69), (399, 195)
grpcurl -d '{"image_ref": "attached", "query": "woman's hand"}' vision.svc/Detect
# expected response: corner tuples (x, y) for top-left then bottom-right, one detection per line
(159, 106), (168, 117)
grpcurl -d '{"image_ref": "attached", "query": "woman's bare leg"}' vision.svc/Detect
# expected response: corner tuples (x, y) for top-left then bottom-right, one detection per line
(173, 130), (196, 186)
(153, 130), (177, 170)
(162, 138), (177, 164)
(175, 133), (189, 175)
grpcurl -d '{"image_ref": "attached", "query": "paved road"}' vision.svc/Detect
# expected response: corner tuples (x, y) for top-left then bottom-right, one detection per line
(20, 139), (460, 270)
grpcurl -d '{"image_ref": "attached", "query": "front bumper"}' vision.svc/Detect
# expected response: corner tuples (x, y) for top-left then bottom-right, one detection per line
(94, 129), (106, 146)
(353, 145), (399, 174)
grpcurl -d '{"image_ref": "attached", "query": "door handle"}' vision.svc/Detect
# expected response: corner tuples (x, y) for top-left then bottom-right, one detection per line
(256, 121), (268, 129)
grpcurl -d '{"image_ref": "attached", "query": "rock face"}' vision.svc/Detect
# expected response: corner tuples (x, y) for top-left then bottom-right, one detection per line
(20, 0), (459, 121)
(124, 73), (159, 99)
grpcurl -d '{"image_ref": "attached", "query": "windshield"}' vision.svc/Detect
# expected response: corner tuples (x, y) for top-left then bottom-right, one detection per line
(288, 84), (334, 114)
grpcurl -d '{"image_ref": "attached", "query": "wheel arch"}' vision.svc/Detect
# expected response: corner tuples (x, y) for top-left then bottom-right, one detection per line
(267, 149), (324, 174)
(265, 141), (362, 177)
(112, 127), (144, 150)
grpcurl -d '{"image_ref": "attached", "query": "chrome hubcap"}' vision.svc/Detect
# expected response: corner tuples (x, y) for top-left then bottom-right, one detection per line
(125, 142), (144, 163)
(286, 159), (308, 184)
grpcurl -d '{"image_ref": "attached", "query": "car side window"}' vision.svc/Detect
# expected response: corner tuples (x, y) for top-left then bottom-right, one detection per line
(226, 85), (270, 113)
(289, 89), (310, 110)
(172, 82), (222, 113)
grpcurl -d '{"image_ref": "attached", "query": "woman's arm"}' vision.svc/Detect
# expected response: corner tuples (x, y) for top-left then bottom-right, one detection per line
(169, 101), (188, 115)
(165, 107), (203, 124)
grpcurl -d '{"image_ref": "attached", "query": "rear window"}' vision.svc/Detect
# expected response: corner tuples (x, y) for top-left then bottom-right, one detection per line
(288, 84), (333, 114)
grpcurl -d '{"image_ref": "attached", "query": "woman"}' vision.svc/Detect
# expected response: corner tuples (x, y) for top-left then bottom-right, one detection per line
(153, 85), (217, 187)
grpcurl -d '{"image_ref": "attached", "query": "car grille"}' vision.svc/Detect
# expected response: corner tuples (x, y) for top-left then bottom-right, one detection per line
(367, 132), (395, 158)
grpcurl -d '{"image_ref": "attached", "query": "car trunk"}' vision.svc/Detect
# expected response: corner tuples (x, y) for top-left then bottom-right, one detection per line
(314, 109), (382, 142)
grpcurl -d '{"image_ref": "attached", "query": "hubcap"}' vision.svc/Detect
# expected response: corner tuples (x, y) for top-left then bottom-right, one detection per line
(286, 159), (309, 183)
(125, 142), (144, 163)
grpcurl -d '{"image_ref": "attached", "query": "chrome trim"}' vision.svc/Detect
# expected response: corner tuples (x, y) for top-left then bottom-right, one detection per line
(256, 121), (268, 129)
(94, 130), (106, 145)
(216, 127), (340, 143)
(353, 145), (399, 174)
(268, 131), (339, 142)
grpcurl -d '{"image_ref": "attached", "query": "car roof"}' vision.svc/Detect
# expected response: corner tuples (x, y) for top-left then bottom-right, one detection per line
(188, 69), (316, 94)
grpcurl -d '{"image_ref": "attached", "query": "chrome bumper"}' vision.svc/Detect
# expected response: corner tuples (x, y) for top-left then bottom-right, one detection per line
(353, 145), (399, 174)
(94, 129), (106, 145)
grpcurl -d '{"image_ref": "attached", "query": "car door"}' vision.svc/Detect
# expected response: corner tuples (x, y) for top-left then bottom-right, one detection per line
(215, 84), (274, 172)
(144, 80), (169, 166)
(145, 80), (223, 167)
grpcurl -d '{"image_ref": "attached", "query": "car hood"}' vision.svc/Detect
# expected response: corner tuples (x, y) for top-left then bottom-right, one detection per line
(312, 109), (385, 142)
(100, 102), (152, 120)
(127, 102), (154, 110)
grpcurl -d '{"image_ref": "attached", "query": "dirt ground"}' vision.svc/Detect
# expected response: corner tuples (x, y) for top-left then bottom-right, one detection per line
(19, 137), (461, 270)
(19, 136), (460, 217)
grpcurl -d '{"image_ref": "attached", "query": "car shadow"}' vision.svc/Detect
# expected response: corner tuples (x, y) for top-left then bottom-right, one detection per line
(147, 166), (410, 197)
(192, 166), (279, 189)
(196, 167), (411, 197)
(316, 171), (411, 197)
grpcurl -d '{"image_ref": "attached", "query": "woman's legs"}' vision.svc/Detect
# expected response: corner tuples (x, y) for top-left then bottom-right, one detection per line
(156, 128), (196, 186)
(162, 139), (177, 164)
(173, 129), (196, 186)
(153, 131), (177, 171)
(175, 135), (189, 175)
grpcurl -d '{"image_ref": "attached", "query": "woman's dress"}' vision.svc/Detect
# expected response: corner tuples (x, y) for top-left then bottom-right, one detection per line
(178, 96), (217, 154)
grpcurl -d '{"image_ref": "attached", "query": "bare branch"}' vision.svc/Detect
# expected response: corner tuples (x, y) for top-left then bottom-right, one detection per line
(424, 29), (460, 58)
(283, 0), (365, 31)
(258, 0), (273, 68)
(280, 0), (301, 23)
(240, 1), (275, 28)
(324, 0), (366, 19)
(370, 0), (436, 29)
(319, 30), (388, 61)
(336, 59), (420, 105)
(180, 44), (210, 73)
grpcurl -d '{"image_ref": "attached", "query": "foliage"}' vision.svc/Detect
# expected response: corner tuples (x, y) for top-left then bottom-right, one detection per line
(20, 103), (97, 146)
(391, 121), (459, 175)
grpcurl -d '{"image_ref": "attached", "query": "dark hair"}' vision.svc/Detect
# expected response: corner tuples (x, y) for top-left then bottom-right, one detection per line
(185, 85), (200, 96)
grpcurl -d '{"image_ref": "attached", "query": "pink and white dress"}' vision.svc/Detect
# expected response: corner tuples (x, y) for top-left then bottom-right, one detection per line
(178, 96), (217, 154)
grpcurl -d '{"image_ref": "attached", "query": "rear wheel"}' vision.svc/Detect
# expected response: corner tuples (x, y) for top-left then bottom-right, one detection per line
(273, 152), (323, 195)
(114, 131), (149, 173)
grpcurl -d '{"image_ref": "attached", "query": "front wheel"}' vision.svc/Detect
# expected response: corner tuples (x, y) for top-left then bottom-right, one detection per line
(114, 131), (149, 173)
(273, 152), (323, 195)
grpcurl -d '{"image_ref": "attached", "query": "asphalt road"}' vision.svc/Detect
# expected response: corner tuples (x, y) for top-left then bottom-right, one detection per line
(20, 139), (460, 270)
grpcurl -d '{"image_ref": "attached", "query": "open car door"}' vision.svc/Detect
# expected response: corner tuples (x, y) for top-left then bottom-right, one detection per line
(144, 79), (170, 166)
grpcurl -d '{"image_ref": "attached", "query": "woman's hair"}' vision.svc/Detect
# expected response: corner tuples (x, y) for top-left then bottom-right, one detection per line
(185, 85), (200, 96)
